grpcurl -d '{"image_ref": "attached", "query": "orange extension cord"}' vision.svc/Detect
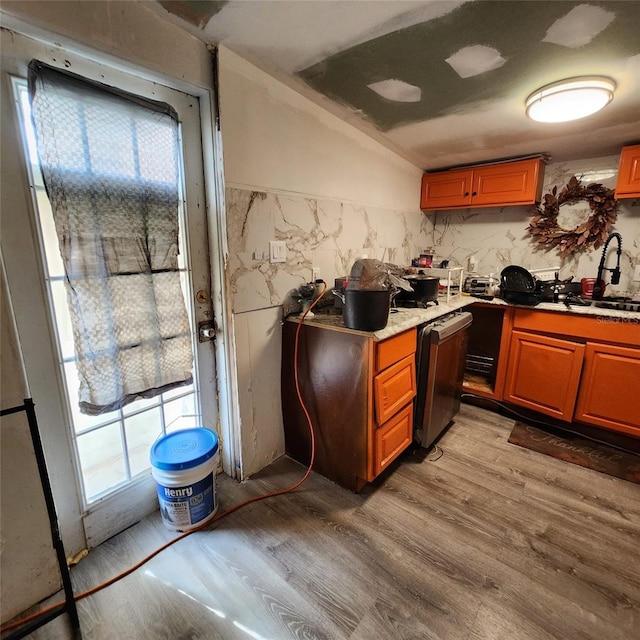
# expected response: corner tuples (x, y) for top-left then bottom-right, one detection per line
(1, 282), (327, 636)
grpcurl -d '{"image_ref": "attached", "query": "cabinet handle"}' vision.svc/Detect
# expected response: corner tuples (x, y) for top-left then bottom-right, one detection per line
(464, 192), (469, 197)
(472, 191), (477, 196)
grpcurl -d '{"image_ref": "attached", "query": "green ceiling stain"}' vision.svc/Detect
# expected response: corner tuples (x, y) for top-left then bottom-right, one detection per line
(159, 0), (227, 28)
(298, 1), (640, 132)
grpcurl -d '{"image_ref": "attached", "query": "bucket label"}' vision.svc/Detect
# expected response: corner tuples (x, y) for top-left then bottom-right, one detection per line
(156, 473), (215, 529)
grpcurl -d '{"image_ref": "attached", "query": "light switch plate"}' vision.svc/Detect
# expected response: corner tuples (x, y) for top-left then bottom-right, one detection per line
(269, 241), (287, 263)
(634, 265), (640, 281)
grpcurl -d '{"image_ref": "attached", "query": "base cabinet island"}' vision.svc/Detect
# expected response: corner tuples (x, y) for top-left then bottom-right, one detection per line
(281, 322), (417, 492)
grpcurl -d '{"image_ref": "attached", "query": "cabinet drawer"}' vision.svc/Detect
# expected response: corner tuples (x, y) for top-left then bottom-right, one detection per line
(374, 354), (416, 425)
(374, 404), (413, 476)
(375, 328), (416, 373)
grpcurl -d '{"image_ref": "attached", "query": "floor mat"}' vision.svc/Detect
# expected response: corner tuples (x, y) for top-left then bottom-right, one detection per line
(508, 421), (640, 484)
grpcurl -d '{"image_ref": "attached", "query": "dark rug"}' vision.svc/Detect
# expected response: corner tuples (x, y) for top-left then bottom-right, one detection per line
(508, 422), (640, 484)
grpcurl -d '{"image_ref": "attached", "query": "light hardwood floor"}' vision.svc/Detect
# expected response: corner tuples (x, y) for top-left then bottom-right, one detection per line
(22, 404), (640, 639)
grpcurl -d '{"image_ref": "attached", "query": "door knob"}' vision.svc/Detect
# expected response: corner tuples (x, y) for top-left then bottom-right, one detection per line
(198, 320), (216, 342)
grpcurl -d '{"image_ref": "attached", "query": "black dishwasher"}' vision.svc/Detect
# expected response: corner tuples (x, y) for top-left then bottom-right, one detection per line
(414, 312), (473, 449)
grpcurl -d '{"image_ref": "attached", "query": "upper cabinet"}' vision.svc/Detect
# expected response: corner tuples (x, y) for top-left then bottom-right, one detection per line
(614, 144), (640, 198)
(421, 157), (544, 211)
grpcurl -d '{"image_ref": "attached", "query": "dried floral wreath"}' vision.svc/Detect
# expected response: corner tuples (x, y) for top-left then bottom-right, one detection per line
(527, 176), (618, 257)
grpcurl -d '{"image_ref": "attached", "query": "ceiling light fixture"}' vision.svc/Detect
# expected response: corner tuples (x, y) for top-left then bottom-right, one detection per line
(525, 76), (615, 123)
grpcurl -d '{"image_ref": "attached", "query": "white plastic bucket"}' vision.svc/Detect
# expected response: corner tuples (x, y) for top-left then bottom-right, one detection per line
(150, 428), (219, 532)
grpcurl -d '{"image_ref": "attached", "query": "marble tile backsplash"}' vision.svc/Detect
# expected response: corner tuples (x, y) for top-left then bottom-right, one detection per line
(226, 156), (639, 315)
(428, 156), (640, 298)
(226, 187), (433, 313)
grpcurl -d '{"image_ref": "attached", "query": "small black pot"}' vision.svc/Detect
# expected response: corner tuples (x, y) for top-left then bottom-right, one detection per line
(397, 275), (440, 307)
(333, 289), (394, 331)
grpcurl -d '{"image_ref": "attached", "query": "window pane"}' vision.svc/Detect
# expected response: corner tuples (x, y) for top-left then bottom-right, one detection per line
(77, 424), (126, 501)
(64, 361), (119, 433)
(137, 119), (177, 183)
(85, 103), (136, 178)
(125, 407), (162, 477)
(163, 382), (194, 401)
(44, 98), (85, 172)
(164, 394), (197, 432)
(35, 189), (65, 276)
(123, 395), (160, 416)
(51, 281), (75, 359)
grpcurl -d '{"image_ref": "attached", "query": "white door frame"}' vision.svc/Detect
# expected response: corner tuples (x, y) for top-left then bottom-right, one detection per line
(1, 24), (241, 554)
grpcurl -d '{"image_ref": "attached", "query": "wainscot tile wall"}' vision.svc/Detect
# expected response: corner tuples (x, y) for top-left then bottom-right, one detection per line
(226, 187), (433, 314)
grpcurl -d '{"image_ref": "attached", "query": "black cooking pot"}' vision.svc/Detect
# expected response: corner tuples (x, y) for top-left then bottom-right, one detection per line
(397, 275), (440, 307)
(332, 289), (396, 331)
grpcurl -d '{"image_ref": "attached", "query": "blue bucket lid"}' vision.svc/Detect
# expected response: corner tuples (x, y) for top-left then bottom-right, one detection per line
(150, 428), (218, 471)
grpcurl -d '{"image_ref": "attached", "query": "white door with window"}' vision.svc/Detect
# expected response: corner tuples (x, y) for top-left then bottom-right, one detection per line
(2, 33), (219, 550)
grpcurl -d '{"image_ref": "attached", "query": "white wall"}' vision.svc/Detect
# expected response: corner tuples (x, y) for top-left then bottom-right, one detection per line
(1, 259), (62, 623)
(219, 47), (422, 209)
(0, 0), (213, 91)
(218, 47), (427, 476)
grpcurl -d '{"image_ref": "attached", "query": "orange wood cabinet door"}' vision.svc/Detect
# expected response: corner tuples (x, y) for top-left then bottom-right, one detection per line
(471, 158), (543, 207)
(373, 404), (413, 476)
(615, 145), (640, 198)
(420, 169), (472, 209)
(373, 354), (417, 425)
(574, 342), (640, 437)
(504, 330), (585, 421)
(421, 158), (543, 210)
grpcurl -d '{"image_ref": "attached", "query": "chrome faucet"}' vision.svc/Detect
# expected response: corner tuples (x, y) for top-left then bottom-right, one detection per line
(592, 232), (622, 300)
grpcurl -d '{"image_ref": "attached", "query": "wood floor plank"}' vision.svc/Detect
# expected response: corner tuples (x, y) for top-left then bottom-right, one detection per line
(18, 404), (640, 640)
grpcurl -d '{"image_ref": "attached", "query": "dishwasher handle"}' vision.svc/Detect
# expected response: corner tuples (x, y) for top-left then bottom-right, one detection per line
(429, 312), (473, 344)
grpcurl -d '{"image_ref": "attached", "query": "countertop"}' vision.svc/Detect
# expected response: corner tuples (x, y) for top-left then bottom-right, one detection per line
(289, 294), (640, 341)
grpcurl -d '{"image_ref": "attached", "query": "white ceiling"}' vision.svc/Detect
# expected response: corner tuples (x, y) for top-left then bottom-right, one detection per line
(150, 0), (640, 170)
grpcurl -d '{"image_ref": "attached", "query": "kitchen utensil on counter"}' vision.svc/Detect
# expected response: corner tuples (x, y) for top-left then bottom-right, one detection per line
(333, 276), (348, 311)
(331, 289), (398, 331)
(581, 278), (598, 299)
(463, 275), (497, 297)
(499, 265), (542, 306)
(536, 277), (583, 303)
(395, 274), (440, 307)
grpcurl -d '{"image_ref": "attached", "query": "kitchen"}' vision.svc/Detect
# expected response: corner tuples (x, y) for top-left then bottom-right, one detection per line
(1, 1), (639, 639)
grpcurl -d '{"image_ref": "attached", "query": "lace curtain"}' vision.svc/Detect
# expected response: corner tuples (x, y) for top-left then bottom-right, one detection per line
(28, 61), (193, 415)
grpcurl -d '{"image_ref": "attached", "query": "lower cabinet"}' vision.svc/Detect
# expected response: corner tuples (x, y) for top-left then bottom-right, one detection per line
(504, 330), (585, 421)
(503, 309), (640, 437)
(281, 322), (416, 492)
(574, 342), (640, 437)
(463, 302), (513, 399)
